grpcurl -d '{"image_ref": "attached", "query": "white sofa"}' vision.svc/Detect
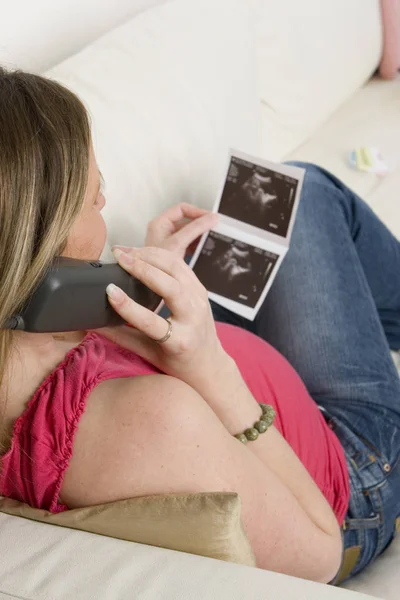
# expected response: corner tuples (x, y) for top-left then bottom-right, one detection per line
(1, 1), (399, 598)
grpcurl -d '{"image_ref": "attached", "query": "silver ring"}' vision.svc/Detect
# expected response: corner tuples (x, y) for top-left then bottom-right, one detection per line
(153, 318), (172, 344)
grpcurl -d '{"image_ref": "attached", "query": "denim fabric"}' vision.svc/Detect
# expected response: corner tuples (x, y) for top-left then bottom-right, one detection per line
(210, 163), (400, 579)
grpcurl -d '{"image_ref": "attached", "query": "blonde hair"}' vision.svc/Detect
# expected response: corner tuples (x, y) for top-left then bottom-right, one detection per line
(0, 66), (91, 450)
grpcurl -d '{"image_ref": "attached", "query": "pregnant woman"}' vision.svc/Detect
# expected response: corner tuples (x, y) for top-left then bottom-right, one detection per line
(0, 67), (399, 585)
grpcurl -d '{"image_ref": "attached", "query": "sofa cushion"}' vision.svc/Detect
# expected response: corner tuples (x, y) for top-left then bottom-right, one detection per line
(45, 0), (261, 256)
(0, 0), (165, 72)
(0, 512), (380, 600)
(285, 75), (400, 240)
(252, 0), (382, 159)
(343, 535), (400, 600)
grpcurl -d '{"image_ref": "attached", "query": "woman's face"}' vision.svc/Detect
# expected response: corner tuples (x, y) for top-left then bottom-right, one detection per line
(63, 144), (107, 260)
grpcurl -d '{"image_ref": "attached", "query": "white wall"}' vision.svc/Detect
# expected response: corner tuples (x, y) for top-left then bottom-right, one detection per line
(0, 0), (167, 72)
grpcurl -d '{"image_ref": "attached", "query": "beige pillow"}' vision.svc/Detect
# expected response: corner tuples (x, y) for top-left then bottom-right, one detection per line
(0, 492), (255, 567)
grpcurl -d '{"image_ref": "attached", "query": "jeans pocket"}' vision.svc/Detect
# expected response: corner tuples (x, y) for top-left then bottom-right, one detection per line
(323, 404), (400, 474)
(356, 433), (392, 473)
(328, 414), (392, 477)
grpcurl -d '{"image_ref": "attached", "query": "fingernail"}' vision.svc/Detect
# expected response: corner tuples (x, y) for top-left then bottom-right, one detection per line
(112, 245), (136, 252)
(106, 283), (124, 302)
(112, 248), (123, 260)
(113, 248), (133, 264)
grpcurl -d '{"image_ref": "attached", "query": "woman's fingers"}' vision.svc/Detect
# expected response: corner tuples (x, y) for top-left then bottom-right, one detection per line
(115, 246), (201, 289)
(112, 245), (137, 254)
(113, 247), (205, 313)
(145, 203), (214, 247)
(158, 202), (210, 223)
(146, 203), (210, 241)
(113, 250), (183, 300)
(105, 285), (174, 342)
(169, 212), (218, 252)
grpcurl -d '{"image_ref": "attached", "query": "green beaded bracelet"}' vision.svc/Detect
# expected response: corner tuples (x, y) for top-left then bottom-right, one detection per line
(234, 403), (276, 444)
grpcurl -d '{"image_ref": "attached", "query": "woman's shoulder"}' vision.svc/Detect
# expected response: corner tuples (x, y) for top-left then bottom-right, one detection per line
(60, 372), (197, 508)
(14, 332), (160, 433)
(0, 330), (172, 511)
(1, 331), (161, 457)
(73, 331), (161, 382)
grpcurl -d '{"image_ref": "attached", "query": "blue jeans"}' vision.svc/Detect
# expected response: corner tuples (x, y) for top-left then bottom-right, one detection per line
(210, 163), (400, 581)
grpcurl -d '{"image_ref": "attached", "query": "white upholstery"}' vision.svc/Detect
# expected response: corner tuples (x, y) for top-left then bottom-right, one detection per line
(46, 0), (261, 254)
(0, 0), (166, 72)
(287, 76), (400, 239)
(253, 0), (382, 160)
(343, 531), (400, 600)
(0, 513), (381, 600)
(0, 0), (399, 598)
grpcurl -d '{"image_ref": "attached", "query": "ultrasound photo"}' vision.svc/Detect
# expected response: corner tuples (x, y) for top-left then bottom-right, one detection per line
(193, 231), (279, 308)
(218, 156), (299, 238)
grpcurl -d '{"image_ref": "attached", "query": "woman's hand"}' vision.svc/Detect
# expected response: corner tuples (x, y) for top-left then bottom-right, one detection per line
(140, 203), (218, 259)
(98, 246), (231, 391)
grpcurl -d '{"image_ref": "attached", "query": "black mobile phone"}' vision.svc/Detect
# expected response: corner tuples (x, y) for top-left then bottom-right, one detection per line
(5, 257), (162, 333)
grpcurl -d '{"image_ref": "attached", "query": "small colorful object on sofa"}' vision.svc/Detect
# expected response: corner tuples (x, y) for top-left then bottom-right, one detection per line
(349, 146), (389, 175)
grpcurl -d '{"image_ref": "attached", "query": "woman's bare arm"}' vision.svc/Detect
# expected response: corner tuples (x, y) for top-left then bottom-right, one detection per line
(61, 374), (342, 583)
(75, 247), (342, 581)
(187, 356), (342, 540)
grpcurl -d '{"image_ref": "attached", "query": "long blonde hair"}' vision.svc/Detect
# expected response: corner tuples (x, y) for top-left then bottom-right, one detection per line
(0, 66), (91, 449)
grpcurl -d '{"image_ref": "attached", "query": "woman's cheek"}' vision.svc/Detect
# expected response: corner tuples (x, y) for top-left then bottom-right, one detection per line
(62, 207), (107, 260)
(93, 211), (107, 259)
(97, 192), (106, 211)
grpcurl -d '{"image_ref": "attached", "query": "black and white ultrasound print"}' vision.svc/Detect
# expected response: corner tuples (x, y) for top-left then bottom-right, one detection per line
(218, 156), (299, 238)
(192, 231), (279, 308)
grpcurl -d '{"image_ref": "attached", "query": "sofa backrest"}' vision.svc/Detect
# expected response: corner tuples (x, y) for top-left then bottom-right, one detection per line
(0, 0), (384, 247)
(44, 0), (262, 252)
(0, 0), (166, 72)
(251, 0), (383, 158)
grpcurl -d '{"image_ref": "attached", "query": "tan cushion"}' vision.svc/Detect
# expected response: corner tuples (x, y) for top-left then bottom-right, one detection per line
(0, 492), (255, 567)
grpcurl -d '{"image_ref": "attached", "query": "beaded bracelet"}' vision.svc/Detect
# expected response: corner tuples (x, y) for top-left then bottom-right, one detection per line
(233, 403), (276, 444)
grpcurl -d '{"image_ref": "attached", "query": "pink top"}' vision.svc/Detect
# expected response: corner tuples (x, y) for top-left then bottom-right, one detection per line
(0, 323), (350, 523)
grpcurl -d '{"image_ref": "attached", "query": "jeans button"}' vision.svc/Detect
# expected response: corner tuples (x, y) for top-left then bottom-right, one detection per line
(383, 463), (391, 473)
